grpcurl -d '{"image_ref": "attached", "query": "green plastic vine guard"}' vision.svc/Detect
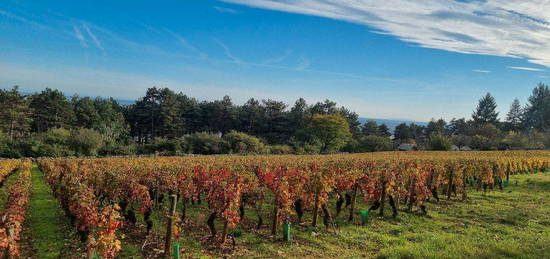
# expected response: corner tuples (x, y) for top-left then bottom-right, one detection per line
(283, 222), (291, 241)
(504, 180), (510, 188)
(360, 209), (369, 225)
(172, 242), (180, 259)
(92, 254), (101, 259)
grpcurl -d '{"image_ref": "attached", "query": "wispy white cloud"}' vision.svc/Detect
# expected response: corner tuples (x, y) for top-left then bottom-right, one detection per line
(262, 49), (293, 65)
(296, 55), (310, 70)
(473, 69), (491, 73)
(72, 25), (87, 48)
(507, 66), (544, 71)
(214, 38), (243, 64)
(82, 24), (103, 50)
(224, 0), (550, 68)
(0, 9), (49, 30)
(213, 6), (239, 14)
(164, 29), (208, 58)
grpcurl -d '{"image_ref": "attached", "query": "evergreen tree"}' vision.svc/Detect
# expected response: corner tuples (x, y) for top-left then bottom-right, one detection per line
(0, 86), (32, 139)
(289, 98), (310, 133)
(129, 87), (162, 142)
(178, 94), (202, 133)
(361, 120), (378, 136)
(310, 99), (338, 115)
(426, 118), (447, 137)
(93, 97), (129, 142)
(394, 123), (413, 141)
(447, 118), (471, 135)
(29, 88), (75, 132)
(72, 96), (99, 128)
(159, 88), (184, 138)
(377, 124), (391, 137)
(338, 107), (361, 137)
(506, 98), (524, 132)
(524, 83), (550, 131)
(261, 99), (289, 143)
(472, 93), (499, 125)
(240, 98), (263, 134)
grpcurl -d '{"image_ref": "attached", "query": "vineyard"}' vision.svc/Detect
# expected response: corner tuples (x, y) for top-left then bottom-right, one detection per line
(1, 151), (550, 258)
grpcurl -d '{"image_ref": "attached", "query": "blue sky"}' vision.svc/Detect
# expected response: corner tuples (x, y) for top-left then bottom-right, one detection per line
(1, 0), (549, 121)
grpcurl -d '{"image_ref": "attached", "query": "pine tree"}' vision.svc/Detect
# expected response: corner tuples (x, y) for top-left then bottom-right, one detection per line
(506, 98), (523, 131)
(0, 86), (33, 139)
(361, 120), (378, 136)
(524, 83), (550, 131)
(29, 88), (76, 132)
(472, 93), (499, 125)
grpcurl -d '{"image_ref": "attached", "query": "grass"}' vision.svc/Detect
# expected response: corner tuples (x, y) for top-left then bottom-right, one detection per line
(20, 165), (83, 258)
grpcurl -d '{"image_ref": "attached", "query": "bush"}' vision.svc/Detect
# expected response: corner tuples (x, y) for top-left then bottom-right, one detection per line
(291, 139), (323, 154)
(352, 135), (393, 152)
(222, 131), (266, 154)
(70, 128), (105, 156)
(500, 131), (544, 150)
(471, 135), (498, 150)
(0, 133), (21, 158)
(184, 132), (223, 155)
(451, 135), (472, 149)
(138, 137), (185, 155)
(32, 128), (74, 157)
(267, 145), (294, 154)
(41, 128), (71, 145)
(99, 141), (137, 156)
(429, 135), (452, 151)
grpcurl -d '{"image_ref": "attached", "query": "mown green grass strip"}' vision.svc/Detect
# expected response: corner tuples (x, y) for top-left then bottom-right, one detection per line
(22, 165), (75, 258)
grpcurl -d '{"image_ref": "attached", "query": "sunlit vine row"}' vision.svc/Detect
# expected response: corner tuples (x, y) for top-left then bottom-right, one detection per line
(0, 160), (31, 257)
(38, 151), (550, 256)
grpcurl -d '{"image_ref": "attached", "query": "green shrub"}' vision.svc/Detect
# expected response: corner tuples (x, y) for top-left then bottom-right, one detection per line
(429, 135), (452, 151)
(222, 131), (266, 154)
(353, 135), (393, 152)
(30, 128), (74, 157)
(138, 137), (185, 155)
(471, 135), (498, 150)
(184, 132), (223, 155)
(41, 128), (71, 145)
(292, 139), (323, 154)
(500, 131), (545, 150)
(267, 145), (294, 154)
(70, 128), (105, 156)
(99, 141), (136, 156)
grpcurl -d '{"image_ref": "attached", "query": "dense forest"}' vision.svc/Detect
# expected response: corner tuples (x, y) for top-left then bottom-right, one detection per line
(1, 83), (550, 158)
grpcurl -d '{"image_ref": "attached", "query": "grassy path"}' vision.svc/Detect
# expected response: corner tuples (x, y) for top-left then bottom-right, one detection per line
(20, 165), (81, 258)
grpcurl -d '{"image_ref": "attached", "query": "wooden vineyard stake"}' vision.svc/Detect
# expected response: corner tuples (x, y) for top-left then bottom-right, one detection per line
(348, 183), (358, 222)
(271, 200), (279, 235)
(312, 190), (320, 227)
(165, 194), (178, 258)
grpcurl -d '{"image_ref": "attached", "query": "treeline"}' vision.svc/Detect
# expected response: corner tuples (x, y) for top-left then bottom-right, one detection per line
(392, 83), (550, 150)
(0, 86), (382, 157)
(1, 83), (550, 157)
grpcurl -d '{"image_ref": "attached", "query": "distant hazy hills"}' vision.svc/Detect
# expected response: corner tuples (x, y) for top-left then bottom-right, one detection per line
(358, 118), (427, 132)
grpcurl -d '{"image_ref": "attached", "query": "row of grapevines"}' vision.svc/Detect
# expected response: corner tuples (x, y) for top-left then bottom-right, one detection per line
(0, 160), (20, 185)
(0, 160), (31, 257)
(38, 160), (125, 258)
(38, 151), (550, 253)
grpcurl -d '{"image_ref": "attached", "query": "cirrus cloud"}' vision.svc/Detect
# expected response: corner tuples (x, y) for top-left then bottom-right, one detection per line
(224, 0), (550, 68)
